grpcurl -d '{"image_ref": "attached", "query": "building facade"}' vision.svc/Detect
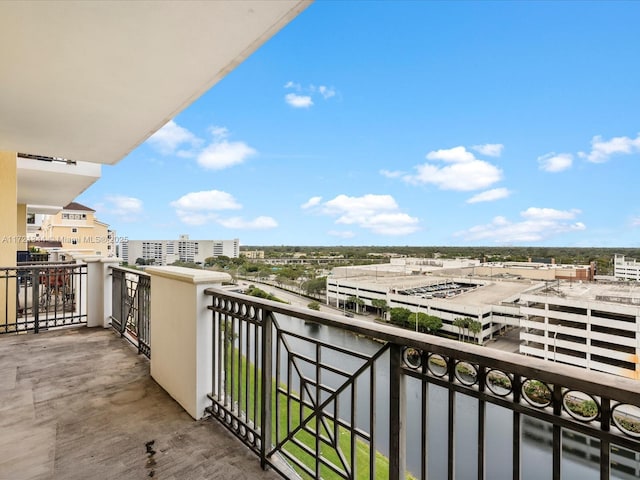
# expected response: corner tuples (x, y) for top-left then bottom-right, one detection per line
(35, 202), (116, 257)
(614, 254), (640, 281)
(240, 250), (265, 260)
(520, 287), (640, 379)
(328, 263), (640, 380)
(326, 272), (525, 345)
(121, 235), (239, 266)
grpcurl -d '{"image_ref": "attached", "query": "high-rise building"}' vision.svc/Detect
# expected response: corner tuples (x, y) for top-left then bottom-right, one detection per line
(120, 235), (239, 266)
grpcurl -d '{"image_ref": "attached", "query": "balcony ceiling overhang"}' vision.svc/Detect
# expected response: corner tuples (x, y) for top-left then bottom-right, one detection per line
(17, 156), (101, 207)
(0, 0), (311, 165)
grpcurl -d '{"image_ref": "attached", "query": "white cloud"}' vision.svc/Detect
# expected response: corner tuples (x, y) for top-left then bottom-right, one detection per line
(538, 152), (573, 172)
(284, 81), (301, 90)
(360, 212), (421, 235)
(426, 146), (476, 163)
(147, 120), (201, 155)
(306, 194), (420, 236)
(210, 126), (230, 139)
(197, 140), (257, 170)
(520, 207), (581, 220)
(457, 207), (585, 243)
(170, 191), (276, 229)
(285, 93), (314, 108)
(217, 216), (278, 230)
(579, 133), (640, 163)
(318, 85), (336, 99)
(106, 195), (143, 214)
(284, 82), (338, 107)
(172, 211), (219, 226)
(631, 216), (640, 227)
(466, 188), (511, 204)
(170, 190), (242, 212)
(301, 196), (322, 209)
(146, 120), (256, 171)
(380, 169), (404, 178)
(99, 195), (143, 222)
(403, 146), (503, 191)
(328, 230), (356, 239)
(471, 143), (504, 157)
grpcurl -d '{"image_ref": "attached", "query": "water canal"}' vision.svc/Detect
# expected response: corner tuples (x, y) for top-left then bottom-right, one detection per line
(271, 314), (639, 479)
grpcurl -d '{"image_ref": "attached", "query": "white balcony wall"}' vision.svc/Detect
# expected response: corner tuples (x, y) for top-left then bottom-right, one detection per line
(147, 266), (231, 420)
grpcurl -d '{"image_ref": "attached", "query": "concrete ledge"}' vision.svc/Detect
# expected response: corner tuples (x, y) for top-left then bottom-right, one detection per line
(146, 266), (231, 285)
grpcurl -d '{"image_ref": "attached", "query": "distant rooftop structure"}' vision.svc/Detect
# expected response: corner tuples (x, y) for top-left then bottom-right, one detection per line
(63, 202), (95, 212)
(614, 253), (640, 281)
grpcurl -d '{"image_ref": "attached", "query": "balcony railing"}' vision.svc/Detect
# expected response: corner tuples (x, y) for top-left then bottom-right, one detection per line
(1, 262), (87, 334)
(204, 287), (640, 480)
(110, 266), (151, 358)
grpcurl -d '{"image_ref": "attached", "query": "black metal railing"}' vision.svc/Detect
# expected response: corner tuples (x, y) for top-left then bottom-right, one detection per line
(205, 287), (640, 480)
(1, 262), (87, 334)
(110, 267), (151, 358)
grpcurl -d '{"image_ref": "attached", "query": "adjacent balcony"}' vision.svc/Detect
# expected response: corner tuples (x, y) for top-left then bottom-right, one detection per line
(1, 263), (639, 479)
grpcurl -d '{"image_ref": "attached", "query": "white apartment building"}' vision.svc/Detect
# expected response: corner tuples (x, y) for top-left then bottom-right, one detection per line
(121, 235), (239, 266)
(520, 282), (640, 379)
(614, 254), (640, 281)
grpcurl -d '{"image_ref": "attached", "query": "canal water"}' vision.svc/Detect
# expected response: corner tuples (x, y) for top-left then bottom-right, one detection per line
(272, 314), (638, 479)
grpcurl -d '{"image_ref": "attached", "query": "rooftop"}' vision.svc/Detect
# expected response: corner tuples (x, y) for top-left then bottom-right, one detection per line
(0, 327), (278, 480)
(526, 280), (640, 305)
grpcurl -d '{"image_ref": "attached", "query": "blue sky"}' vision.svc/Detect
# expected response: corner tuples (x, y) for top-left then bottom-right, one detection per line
(79, 1), (640, 247)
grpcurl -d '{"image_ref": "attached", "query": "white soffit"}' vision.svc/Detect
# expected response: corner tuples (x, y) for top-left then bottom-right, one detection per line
(0, 0), (311, 165)
(17, 156), (101, 207)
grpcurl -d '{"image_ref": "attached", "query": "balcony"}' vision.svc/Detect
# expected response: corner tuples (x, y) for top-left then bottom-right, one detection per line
(0, 327), (280, 480)
(1, 264), (639, 479)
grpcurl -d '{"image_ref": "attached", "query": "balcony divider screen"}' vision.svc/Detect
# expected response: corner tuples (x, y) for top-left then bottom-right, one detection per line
(110, 267), (150, 358)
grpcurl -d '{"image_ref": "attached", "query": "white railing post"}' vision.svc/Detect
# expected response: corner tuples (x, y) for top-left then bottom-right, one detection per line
(82, 256), (121, 328)
(146, 266), (231, 420)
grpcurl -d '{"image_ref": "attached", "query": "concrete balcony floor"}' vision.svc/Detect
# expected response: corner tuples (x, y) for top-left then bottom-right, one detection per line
(0, 327), (279, 480)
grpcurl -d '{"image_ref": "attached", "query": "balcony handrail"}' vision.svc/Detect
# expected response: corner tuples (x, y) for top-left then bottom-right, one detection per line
(110, 265), (151, 278)
(204, 286), (639, 406)
(15, 260), (79, 267)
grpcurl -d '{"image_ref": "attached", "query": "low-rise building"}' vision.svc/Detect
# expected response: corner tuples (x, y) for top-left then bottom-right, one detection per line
(329, 262), (640, 380)
(327, 263), (531, 345)
(240, 250), (265, 260)
(34, 202), (116, 257)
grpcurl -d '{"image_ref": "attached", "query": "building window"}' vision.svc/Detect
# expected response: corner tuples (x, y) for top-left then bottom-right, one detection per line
(72, 228), (77, 233)
(71, 239), (78, 245)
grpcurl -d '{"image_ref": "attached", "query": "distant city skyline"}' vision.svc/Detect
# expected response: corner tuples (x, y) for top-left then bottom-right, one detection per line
(78, 1), (640, 247)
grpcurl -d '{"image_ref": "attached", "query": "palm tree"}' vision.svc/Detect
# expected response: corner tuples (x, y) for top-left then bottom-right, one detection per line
(453, 318), (466, 342)
(468, 320), (482, 345)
